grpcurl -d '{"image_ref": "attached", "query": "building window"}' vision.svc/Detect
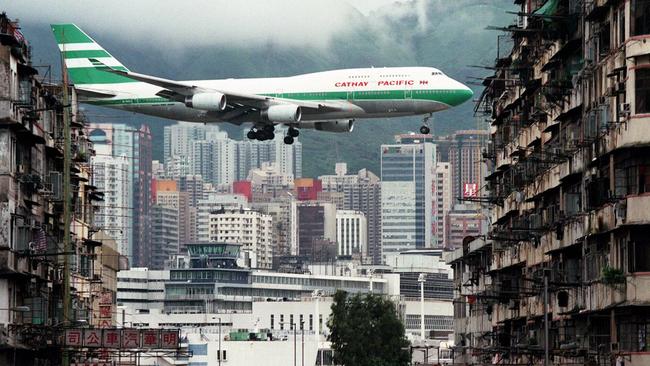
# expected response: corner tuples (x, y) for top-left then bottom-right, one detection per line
(633, 0), (650, 36)
(636, 68), (650, 114)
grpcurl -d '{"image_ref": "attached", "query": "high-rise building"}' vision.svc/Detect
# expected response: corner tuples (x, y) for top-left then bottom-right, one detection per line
(251, 195), (297, 264)
(88, 123), (152, 267)
(335, 210), (367, 259)
(131, 125), (152, 269)
(196, 193), (250, 242)
(178, 175), (205, 206)
(248, 162), (294, 201)
(380, 134), (435, 261)
(163, 122), (222, 163)
(208, 208), (274, 269)
(448, 130), (489, 204)
(433, 162), (452, 248)
(150, 204), (179, 270)
(191, 137), (236, 186)
(320, 163), (382, 264)
(235, 127), (303, 180)
(297, 202), (337, 262)
(164, 155), (192, 180)
(91, 155), (131, 257)
(444, 204), (485, 250)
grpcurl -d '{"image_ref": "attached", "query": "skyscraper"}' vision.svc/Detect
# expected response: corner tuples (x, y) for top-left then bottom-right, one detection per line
(320, 163), (382, 264)
(433, 162), (452, 248)
(133, 125), (153, 269)
(88, 123), (152, 266)
(380, 133), (435, 261)
(335, 210), (367, 259)
(163, 122), (221, 163)
(448, 130), (489, 204)
(191, 136), (236, 186)
(91, 155), (131, 258)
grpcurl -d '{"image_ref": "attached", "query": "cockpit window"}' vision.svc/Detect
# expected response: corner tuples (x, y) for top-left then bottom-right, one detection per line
(431, 71), (443, 76)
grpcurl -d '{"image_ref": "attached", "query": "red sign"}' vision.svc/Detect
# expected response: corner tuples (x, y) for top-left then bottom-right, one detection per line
(160, 330), (180, 349)
(103, 329), (120, 348)
(65, 329), (83, 346)
(142, 330), (160, 348)
(121, 329), (140, 348)
(83, 329), (102, 347)
(463, 183), (478, 197)
(99, 305), (112, 318)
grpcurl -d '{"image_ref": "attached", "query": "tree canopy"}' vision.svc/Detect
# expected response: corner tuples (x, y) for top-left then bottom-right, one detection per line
(327, 290), (410, 366)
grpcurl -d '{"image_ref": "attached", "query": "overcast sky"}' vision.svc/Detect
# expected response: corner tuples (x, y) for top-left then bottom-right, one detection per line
(6, 0), (410, 47)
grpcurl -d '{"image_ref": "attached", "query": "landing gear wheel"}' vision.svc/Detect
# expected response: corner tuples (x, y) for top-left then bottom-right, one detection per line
(284, 135), (294, 145)
(288, 127), (299, 138)
(420, 113), (432, 135)
(247, 129), (256, 140)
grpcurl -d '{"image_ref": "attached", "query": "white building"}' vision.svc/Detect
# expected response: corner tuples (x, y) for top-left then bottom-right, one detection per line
(116, 268), (169, 312)
(335, 210), (367, 258)
(196, 193), (249, 242)
(91, 154), (131, 257)
(208, 209), (274, 269)
(433, 162), (452, 248)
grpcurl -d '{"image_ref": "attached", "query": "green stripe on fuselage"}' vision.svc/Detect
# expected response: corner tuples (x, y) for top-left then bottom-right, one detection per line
(86, 88), (472, 107)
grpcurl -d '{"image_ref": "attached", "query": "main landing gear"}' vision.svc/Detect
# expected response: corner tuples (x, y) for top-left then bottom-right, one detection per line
(247, 125), (300, 145)
(247, 125), (275, 141)
(283, 127), (299, 145)
(420, 113), (432, 135)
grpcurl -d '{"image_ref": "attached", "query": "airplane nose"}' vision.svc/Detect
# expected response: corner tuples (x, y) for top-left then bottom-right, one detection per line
(451, 83), (473, 106)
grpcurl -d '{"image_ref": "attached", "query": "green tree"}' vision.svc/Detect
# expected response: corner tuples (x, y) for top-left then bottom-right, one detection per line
(327, 290), (410, 366)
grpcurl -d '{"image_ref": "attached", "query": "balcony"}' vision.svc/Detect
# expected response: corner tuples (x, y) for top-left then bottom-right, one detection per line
(626, 273), (650, 304)
(623, 194), (650, 226)
(584, 281), (626, 312)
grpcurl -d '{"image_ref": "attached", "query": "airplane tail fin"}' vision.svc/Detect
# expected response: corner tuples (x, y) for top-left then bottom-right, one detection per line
(51, 24), (135, 86)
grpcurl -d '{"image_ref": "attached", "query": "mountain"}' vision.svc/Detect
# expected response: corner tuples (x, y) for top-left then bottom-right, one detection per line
(18, 0), (515, 177)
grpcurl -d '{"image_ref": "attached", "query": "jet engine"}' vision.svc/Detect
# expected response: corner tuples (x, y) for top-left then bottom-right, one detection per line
(262, 105), (302, 123)
(185, 92), (227, 111)
(300, 120), (354, 133)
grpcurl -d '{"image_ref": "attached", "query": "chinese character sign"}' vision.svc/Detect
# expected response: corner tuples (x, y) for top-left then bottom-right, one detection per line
(160, 330), (180, 349)
(103, 329), (120, 348)
(142, 330), (160, 348)
(121, 329), (140, 348)
(463, 183), (478, 198)
(83, 329), (102, 347)
(65, 329), (82, 346)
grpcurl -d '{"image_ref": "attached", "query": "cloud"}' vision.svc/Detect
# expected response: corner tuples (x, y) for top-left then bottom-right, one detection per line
(5, 0), (405, 48)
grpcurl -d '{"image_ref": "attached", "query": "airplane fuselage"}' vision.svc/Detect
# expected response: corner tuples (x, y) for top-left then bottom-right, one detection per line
(84, 66), (473, 124)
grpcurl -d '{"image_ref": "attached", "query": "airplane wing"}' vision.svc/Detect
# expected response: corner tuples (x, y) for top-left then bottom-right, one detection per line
(89, 58), (341, 112)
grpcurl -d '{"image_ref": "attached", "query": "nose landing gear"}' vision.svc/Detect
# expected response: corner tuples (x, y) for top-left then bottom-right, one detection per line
(420, 113), (432, 135)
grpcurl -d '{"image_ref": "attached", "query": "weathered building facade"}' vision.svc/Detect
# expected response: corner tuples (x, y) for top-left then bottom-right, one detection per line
(0, 12), (116, 365)
(449, 1), (650, 365)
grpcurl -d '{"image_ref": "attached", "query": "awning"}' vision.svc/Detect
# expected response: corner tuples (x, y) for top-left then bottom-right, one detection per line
(534, 0), (559, 17)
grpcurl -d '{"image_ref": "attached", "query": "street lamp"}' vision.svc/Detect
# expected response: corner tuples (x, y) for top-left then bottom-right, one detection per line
(418, 273), (426, 341)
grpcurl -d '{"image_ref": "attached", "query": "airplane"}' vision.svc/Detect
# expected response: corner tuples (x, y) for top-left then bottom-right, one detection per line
(51, 24), (473, 145)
